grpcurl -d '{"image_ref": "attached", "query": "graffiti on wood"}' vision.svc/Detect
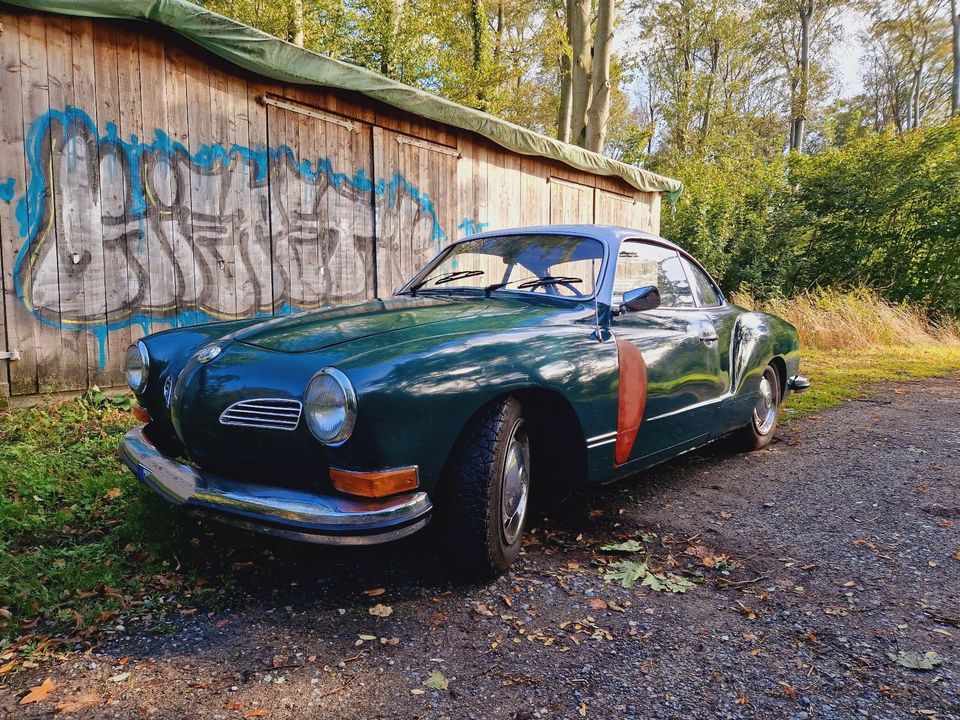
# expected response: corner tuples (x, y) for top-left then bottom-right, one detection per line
(6, 106), (458, 364)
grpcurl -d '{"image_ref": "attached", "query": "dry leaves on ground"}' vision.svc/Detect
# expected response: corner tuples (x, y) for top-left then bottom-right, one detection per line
(20, 677), (57, 705)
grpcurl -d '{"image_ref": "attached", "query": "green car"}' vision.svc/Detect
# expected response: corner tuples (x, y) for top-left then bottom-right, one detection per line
(121, 226), (808, 577)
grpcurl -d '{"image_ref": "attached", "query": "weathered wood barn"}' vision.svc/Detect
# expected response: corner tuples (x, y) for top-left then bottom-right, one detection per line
(0, 0), (681, 404)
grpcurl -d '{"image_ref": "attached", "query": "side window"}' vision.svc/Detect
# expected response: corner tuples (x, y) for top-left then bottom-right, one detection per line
(613, 242), (694, 308)
(681, 257), (721, 307)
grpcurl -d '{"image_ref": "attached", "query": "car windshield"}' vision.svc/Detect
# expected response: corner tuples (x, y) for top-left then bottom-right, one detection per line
(402, 234), (605, 299)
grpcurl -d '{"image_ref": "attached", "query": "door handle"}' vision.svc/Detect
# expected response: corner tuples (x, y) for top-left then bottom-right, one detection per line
(699, 327), (718, 344)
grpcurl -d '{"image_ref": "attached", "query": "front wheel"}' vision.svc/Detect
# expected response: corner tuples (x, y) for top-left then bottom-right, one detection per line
(442, 397), (530, 578)
(733, 364), (781, 451)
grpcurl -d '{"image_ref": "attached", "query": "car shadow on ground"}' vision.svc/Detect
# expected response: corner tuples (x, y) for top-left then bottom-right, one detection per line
(130, 433), (743, 624)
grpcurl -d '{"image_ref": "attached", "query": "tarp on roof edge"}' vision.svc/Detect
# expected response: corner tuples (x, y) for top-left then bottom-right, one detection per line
(3, 0), (682, 200)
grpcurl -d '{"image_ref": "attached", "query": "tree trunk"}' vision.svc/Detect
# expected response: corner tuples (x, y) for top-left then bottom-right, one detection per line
(381, 0), (406, 77)
(558, 52), (573, 142)
(699, 36), (720, 143)
(568, 0), (593, 147)
(791, 0), (814, 152)
(290, 0), (305, 47)
(584, 0), (614, 152)
(911, 65), (923, 129)
(470, 0), (490, 109)
(951, 0), (959, 116)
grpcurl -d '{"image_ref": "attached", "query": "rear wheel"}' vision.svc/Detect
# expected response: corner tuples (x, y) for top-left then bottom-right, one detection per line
(733, 364), (781, 450)
(443, 397), (530, 578)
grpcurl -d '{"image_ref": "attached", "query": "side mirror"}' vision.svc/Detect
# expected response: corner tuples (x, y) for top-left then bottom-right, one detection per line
(621, 286), (661, 313)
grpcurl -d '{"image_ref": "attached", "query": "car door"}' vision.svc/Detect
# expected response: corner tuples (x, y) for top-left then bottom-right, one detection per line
(610, 241), (726, 463)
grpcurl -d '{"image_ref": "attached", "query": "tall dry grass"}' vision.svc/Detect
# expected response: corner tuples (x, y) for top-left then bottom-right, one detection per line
(730, 287), (960, 351)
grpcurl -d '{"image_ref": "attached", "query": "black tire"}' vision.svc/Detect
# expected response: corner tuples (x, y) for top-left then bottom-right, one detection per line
(442, 396), (530, 578)
(733, 364), (781, 451)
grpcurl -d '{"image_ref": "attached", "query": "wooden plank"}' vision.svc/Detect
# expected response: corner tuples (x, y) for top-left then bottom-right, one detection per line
(113, 25), (147, 384)
(45, 14), (91, 390)
(214, 67), (239, 319)
(184, 52), (218, 321)
(136, 32), (178, 343)
(70, 17), (110, 388)
(245, 82), (273, 316)
(161, 30), (198, 331)
(0, 9), (37, 396)
(13, 11), (54, 394)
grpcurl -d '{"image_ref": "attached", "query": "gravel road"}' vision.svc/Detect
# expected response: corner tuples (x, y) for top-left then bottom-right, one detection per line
(4, 375), (959, 719)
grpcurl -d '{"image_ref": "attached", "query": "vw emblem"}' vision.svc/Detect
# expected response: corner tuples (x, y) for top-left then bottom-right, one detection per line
(196, 344), (222, 364)
(163, 375), (174, 407)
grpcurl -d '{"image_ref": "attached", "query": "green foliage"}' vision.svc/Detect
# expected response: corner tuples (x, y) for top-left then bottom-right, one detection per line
(0, 400), (204, 644)
(659, 120), (960, 316)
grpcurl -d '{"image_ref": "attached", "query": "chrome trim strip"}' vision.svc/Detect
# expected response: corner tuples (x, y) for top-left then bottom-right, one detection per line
(644, 393), (731, 422)
(586, 430), (617, 443)
(587, 437), (617, 449)
(120, 426), (432, 545)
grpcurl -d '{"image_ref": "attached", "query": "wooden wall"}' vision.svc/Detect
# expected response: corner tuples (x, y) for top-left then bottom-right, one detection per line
(0, 5), (662, 400)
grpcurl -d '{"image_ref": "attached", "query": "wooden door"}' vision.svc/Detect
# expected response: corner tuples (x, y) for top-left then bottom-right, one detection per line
(373, 128), (459, 296)
(549, 178), (594, 225)
(265, 98), (376, 312)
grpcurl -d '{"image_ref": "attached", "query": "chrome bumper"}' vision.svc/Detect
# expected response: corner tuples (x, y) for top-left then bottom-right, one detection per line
(120, 426), (432, 545)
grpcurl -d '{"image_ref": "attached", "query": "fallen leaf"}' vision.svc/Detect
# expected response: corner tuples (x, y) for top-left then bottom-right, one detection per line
(20, 677), (57, 705)
(410, 688), (425, 695)
(578, 700), (588, 716)
(226, 701), (245, 711)
(888, 651), (943, 671)
(0, 608), (10, 619)
(357, 634), (377, 641)
(362, 588), (386, 597)
(108, 672), (130, 682)
(588, 598), (608, 610)
(369, 603), (393, 618)
(0, 660), (15, 675)
(601, 540), (643, 553)
(54, 692), (100, 714)
(719, 511), (732, 520)
(953, 549), (960, 562)
(474, 604), (494, 617)
(103, 487), (122, 500)
(735, 692), (747, 706)
(422, 670), (449, 690)
(215, 619), (231, 628)
(778, 681), (797, 703)
(246, 710), (268, 718)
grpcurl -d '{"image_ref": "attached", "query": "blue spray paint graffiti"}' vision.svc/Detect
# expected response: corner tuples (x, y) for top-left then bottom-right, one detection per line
(7, 106), (481, 366)
(0, 177), (14, 203)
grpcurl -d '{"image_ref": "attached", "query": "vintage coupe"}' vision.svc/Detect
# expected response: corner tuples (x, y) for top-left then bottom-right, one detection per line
(121, 226), (808, 576)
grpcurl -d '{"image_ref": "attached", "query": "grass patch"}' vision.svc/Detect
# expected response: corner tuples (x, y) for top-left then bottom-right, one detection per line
(782, 344), (960, 419)
(0, 391), (224, 665)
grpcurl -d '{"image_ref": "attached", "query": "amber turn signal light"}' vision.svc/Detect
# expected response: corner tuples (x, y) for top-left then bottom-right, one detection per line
(132, 405), (151, 424)
(329, 466), (419, 498)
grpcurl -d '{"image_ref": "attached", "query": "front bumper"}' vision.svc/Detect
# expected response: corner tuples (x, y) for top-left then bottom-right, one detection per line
(120, 426), (432, 545)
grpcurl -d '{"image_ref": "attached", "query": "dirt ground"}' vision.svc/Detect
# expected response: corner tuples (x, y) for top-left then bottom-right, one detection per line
(3, 376), (959, 719)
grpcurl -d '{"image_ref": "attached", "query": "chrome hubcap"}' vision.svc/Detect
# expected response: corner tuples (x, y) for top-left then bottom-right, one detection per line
(500, 421), (529, 546)
(753, 372), (778, 435)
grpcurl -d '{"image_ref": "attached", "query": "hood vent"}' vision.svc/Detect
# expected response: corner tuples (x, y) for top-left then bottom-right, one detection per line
(219, 398), (302, 431)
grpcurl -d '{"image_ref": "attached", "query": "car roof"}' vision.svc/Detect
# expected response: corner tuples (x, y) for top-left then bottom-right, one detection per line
(463, 225), (686, 254)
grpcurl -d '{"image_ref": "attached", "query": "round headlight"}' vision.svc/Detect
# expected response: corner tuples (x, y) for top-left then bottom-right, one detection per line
(124, 341), (150, 394)
(304, 368), (357, 445)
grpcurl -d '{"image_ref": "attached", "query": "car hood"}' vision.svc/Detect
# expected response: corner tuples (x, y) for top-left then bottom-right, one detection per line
(233, 295), (539, 353)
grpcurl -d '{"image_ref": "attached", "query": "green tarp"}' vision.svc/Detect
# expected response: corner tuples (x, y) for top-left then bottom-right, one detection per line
(3, 0), (682, 199)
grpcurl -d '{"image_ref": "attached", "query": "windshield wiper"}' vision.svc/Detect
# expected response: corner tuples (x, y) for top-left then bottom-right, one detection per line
(408, 269), (486, 295)
(484, 275), (583, 297)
